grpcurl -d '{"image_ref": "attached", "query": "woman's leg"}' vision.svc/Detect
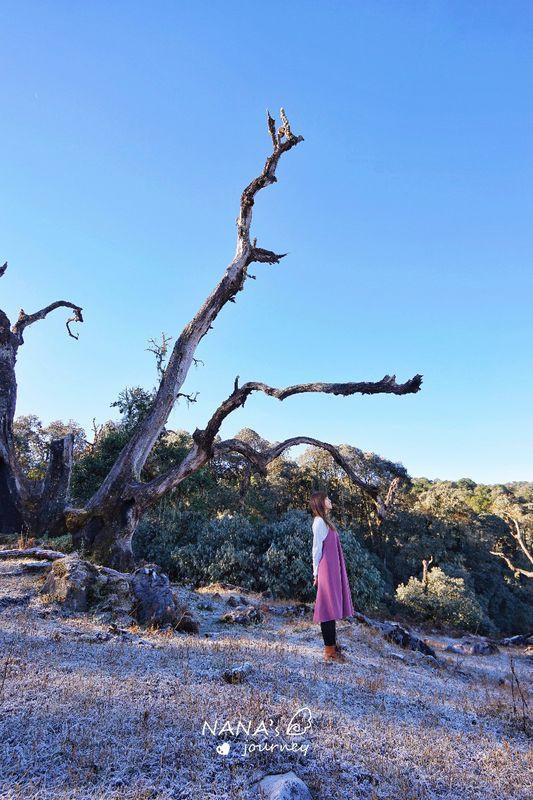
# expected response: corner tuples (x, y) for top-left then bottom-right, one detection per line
(320, 619), (336, 646)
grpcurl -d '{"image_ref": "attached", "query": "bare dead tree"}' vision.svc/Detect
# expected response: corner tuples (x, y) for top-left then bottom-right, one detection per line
(0, 286), (83, 538)
(490, 516), (533, 579)
(1, 110), (422, 570)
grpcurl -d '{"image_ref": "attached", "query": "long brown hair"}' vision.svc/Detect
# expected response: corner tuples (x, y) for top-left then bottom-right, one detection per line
(310, 490), (337, 531)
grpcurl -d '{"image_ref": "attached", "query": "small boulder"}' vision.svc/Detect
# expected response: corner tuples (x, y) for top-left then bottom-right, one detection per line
(222, 661), (253, 684)
(131, 564), (199, 631)
(499, 633), (533, 647)
(226, 595), (240, 607)
(40, 553), (96, 611)
(258, 770), (312, 800)
(40, 556), (199, 632)
(446, 640), (499, 656)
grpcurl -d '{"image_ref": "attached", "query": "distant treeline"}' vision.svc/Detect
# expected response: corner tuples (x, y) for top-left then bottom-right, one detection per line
(11, 392), (533, 635)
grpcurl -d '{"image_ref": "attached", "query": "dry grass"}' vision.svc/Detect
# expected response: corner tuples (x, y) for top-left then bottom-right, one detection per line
(0, 561), (531, 800)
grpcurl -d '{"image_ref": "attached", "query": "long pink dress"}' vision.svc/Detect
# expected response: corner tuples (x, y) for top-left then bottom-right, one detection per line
(313, 525), (355, 623)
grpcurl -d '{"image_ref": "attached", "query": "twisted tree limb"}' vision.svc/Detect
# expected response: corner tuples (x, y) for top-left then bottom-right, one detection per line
(85, 110), (304, 511)
(12, 301), (83, 340)
(192, 373), (423, 453)
(2, 110), (424, 570)
(133, 373), (422, 511)
(491, 516), (533, 578)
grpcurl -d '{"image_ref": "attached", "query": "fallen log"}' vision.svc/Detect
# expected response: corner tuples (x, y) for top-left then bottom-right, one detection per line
(0, 547), (66, 561)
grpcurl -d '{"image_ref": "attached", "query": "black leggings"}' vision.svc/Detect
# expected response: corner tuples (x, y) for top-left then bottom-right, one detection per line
(320, 619), (336, 646)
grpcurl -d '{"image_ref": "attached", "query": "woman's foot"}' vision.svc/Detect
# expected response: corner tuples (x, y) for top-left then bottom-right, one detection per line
(324, 644), (348, 663)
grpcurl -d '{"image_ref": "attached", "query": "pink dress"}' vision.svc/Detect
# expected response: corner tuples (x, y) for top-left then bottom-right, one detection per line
(313, 525), (355, 623)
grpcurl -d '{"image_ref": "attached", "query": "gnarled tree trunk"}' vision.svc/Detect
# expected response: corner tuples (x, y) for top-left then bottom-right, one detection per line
(1, 111), (422, 571)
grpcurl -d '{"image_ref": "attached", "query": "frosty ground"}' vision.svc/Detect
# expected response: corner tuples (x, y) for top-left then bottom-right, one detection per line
(0, 558), (531, 800)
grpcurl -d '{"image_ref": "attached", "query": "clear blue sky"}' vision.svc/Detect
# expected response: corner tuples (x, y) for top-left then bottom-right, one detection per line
(2, 1), (532, 484)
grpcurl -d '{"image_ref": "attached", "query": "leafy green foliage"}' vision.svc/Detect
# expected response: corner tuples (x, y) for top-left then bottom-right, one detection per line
(16, 392), (533, 634)
(395, 567), (494, 633)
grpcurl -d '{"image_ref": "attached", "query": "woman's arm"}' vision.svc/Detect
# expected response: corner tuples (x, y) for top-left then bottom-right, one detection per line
(312, 516), (329, 580)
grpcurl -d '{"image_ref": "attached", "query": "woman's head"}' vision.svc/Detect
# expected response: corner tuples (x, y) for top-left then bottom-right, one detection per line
(310, 490), (334, 526)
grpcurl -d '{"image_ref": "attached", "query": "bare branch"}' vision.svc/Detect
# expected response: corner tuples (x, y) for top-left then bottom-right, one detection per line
(191, 374), (423, 454)
(12, 302), (83, 340)
(86, 110), (304, 500)
(267, 110), (277, 148)
(0, 262), (7, 278)
(146, 333), (173, 378)
(490, 550), (533, 579)
(214, 436), (380, 498)
(176, 391), (200, 406)
(132, 372), (421, 511)
(506, 515), (533, 567)
(247, 247), (287, 265)
(132, 432), (383, 512)
(376, 475), (402, 521)
(490, 515), (533, 578)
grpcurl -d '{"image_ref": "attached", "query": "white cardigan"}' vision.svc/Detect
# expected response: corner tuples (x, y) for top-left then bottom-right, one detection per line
(312, 516), (330, 578)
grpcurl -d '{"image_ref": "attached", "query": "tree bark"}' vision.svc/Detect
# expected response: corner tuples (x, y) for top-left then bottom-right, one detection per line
(0, 308), (24, 534)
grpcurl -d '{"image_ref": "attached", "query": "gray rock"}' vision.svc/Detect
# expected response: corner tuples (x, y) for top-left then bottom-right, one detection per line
(220, 605), (264, 625)
(0, 594), (33, 611)
(40, 553), (96, 611)
(197, 600), (214, 611)
(40, 555), (199, 632)
(352, 612), (437, 659)
(258, 770), (312, 800)
(76, 631), (111, 644)
(226, 594), (240, 607)
(445, 640), (499, 656)
(130, 564), (176, 625)
(222, 661), (253, 683)
(499, 633), (533, 647)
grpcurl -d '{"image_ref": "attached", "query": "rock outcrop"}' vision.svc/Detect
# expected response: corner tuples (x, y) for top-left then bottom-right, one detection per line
(40, 553), (199, 632)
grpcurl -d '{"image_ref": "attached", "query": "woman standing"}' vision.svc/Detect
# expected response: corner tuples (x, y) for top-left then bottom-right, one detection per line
(310, 490), (354, 663)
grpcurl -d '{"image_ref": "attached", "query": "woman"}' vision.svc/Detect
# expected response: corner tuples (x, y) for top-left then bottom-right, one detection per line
(310, 490), (354, 663)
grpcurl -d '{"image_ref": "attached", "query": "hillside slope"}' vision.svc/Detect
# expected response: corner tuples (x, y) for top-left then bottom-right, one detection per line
(0, 559), (531, 800)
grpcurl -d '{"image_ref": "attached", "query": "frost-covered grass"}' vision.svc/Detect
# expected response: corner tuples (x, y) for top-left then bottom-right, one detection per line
(0, 561), (531, 800)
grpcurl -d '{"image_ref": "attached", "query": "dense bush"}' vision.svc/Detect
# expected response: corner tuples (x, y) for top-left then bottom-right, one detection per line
(18, 402), (533, 634)
(262, 510), (315, 600)
(395, 566), (494, 633)
(135, 507), (387, 610)
(338, 529), (388, 612)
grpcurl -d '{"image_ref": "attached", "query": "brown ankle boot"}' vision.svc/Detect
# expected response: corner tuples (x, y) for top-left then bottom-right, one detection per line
(324, 644), (348, 664)
(324, 645), (337, 661)
(324, 644), (348, 663)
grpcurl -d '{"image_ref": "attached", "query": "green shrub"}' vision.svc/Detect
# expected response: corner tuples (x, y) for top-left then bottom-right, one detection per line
(135, 507), (386, 612)
(166, 511), (268, 588)
(395, 566), (493, 633)
(43, 534), (74, 553)
(134, 507), (208, 578)
(338, 529), (388, 612)
(262, 510), (315, 600)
